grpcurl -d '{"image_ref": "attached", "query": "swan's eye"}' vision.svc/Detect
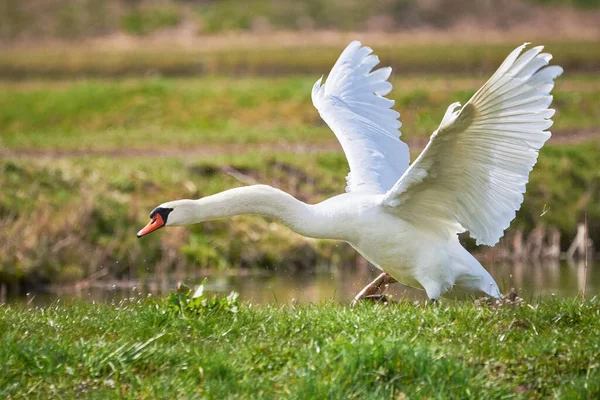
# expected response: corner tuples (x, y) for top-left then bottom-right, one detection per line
(149, 207), (174, 221)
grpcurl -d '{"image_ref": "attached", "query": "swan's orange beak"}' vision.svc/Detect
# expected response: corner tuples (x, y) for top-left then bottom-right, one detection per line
(137, 214), (165, 238)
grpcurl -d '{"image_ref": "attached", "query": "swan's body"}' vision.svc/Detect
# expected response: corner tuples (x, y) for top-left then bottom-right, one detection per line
(152, 186), (497, 299)
(138, 41), (562, 301)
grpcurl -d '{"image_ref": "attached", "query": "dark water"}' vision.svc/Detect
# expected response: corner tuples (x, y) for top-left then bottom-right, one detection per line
(5, 259), (599, 305)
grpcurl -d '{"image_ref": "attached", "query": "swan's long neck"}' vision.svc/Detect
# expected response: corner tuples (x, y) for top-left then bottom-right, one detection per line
(168, 185), (348, 240)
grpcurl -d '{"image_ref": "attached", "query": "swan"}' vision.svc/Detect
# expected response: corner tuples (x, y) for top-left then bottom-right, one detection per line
(137, 41), (562, 302)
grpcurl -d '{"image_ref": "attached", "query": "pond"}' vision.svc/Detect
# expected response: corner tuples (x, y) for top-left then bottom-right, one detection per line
(4, 259), (598, 305)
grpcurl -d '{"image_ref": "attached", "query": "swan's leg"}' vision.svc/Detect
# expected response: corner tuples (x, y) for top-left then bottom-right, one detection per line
(351, 273), (397, 306)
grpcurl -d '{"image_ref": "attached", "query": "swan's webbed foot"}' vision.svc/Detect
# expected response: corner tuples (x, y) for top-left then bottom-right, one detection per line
(351, 272), (397, 307)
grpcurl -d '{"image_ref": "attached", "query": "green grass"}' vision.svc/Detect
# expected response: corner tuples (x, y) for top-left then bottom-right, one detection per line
(1, 74), (598, 151)
(1, 294), (599, 398)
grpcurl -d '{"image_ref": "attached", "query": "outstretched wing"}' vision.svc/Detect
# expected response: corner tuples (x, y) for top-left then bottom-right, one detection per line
(383, 43), (563, 245)
(312, 41), (410, 193)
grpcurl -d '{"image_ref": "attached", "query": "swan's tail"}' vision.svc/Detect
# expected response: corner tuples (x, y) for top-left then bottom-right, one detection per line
(453, 247), (501, 298)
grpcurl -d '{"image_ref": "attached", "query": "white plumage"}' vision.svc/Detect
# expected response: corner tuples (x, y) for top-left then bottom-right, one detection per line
(141, 41), (562, 301)
(312, 41), (410, 193)
(384, 43), (563, 245)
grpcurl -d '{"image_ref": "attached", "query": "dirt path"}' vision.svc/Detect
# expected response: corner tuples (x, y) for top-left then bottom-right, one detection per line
(1, 128), (598, 160)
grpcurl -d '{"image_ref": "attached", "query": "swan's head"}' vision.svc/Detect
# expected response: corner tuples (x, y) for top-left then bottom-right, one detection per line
(136, 200), (197, 238)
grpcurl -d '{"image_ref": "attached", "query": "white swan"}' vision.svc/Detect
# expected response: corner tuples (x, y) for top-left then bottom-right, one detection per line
(138, 41), (562, 302)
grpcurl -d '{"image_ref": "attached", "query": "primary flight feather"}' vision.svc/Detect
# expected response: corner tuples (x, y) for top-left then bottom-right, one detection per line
(312, 41), (410, 193)
(138, 41), (562, 301)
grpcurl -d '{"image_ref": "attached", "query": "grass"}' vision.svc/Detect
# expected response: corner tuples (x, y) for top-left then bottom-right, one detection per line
(1, 74), (599, 151)
(1, 292), (599, 398)
(0, 152), (354, 286)
(1, 41), (599, 79)
(1, 141), (599, 287)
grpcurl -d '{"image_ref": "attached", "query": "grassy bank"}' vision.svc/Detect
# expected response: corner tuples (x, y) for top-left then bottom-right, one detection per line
(1, 294), (599, 398)
(1, 141), (599, 287)
(0, 152), (355, 286)
(1, 74), (599, 152)
(1, 63), (598, 288)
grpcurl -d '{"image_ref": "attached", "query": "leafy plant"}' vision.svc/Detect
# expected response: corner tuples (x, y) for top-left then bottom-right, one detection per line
(167, 279), (240, 317)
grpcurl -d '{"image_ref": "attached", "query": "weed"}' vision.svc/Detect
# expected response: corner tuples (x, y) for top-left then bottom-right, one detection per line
(167, 279), (240, 317)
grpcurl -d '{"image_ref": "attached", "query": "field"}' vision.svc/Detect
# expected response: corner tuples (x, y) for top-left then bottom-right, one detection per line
(1, 72), (600, 152)
(2, 7), (600, 398)
(2, 0), (599, 43)
(1, 293), (599, 398)
(1, 59), (599, 288)
(2, 41), (600, 79)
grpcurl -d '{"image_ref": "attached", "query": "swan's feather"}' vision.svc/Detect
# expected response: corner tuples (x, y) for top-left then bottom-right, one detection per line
(312, 41), (410, 193)
(383, 43), (563, 246)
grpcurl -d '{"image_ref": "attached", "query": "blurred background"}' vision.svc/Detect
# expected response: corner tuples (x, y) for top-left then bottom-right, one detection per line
(1, 0), (599, 304)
